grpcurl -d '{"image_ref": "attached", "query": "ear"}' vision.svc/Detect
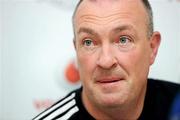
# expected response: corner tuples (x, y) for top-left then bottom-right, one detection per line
(149, 31), (161, 65)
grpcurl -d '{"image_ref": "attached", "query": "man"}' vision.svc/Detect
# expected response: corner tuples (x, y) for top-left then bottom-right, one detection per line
(33, 0), (180, 120)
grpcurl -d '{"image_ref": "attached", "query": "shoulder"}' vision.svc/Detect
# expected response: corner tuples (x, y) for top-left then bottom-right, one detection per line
(32, 88), (81, 120)
(146, 78), (180, 104)
(147, 78), (180, 96)
(140, 78), (180, 120)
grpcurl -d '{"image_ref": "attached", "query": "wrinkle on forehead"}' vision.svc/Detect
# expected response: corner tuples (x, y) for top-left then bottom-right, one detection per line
(78, 12), (135, 26)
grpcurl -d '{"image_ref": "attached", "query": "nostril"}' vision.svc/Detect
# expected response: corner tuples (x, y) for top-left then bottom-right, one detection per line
(112, 61), (118, 68)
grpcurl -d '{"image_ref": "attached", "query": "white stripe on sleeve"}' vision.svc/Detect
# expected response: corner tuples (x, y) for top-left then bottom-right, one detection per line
(44, 99), (76, 120)
(57, 106), (79, 120)
(33, 93), (75, 120)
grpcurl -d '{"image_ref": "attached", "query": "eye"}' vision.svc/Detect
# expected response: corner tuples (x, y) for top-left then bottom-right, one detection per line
(83, 39), (94, 46)
(115, 35), (134, 51)
(119, 36), (130, 45)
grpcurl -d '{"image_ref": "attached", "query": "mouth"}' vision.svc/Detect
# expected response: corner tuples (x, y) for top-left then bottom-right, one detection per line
(95, 76), (126, 92)
(96, 77), (124, 84)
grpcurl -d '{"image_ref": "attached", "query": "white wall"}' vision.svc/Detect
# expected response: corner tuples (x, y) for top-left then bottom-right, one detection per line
(1, 0), (180, 120)
(148, 1), (180, 83)
(0, 1), (2, 119)
(179, 7), (180, 81)
(177, 5), (180, 82)
(2, 1), (79, 119)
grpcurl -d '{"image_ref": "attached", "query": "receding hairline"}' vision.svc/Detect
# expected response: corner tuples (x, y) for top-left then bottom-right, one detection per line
(72, 0), (154, 38)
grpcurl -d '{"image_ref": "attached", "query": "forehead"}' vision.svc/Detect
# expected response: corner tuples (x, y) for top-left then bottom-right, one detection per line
(74, 0), (148, 29)
(77, 0), (145, 12)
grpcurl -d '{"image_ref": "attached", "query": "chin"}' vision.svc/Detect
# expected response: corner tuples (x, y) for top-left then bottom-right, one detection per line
(97, 92), (129, 108)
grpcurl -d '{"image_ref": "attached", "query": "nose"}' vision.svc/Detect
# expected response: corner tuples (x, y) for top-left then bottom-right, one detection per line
(96, 45), (117, 69)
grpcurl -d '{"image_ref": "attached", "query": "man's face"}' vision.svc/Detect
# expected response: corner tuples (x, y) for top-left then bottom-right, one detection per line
(74, 0), (160, 107)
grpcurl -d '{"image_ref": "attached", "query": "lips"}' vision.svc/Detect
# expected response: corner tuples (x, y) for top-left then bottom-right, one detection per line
(96, 77), (123, 84)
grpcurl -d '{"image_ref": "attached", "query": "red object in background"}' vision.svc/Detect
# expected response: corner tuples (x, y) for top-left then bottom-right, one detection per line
(34, 99), (54, 111)
(65, 61), (80, 83)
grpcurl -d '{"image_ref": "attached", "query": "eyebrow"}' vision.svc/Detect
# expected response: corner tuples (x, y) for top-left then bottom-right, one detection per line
(113, 25), (136, 33)
(78, 27), (98, 36)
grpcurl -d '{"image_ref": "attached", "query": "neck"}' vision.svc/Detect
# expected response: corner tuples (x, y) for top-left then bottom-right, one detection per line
(82, 87), (147, 120)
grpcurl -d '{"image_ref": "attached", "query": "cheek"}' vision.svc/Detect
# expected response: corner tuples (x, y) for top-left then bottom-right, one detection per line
(117, 49), (150, 97)
(129, 48), (151, 79)
(77, 52), (97, 79)
(118, 47), (151, 79)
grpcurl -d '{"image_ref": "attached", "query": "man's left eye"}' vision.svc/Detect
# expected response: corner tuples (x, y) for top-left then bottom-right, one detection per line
(115, 36), (134, 51)
(119, 36), (130, 45)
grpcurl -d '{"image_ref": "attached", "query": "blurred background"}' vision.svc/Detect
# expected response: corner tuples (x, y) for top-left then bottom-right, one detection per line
(0, 0), (180, 119)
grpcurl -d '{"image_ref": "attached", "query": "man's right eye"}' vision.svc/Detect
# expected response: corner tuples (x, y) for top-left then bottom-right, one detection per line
(83, 39), (94, 46)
